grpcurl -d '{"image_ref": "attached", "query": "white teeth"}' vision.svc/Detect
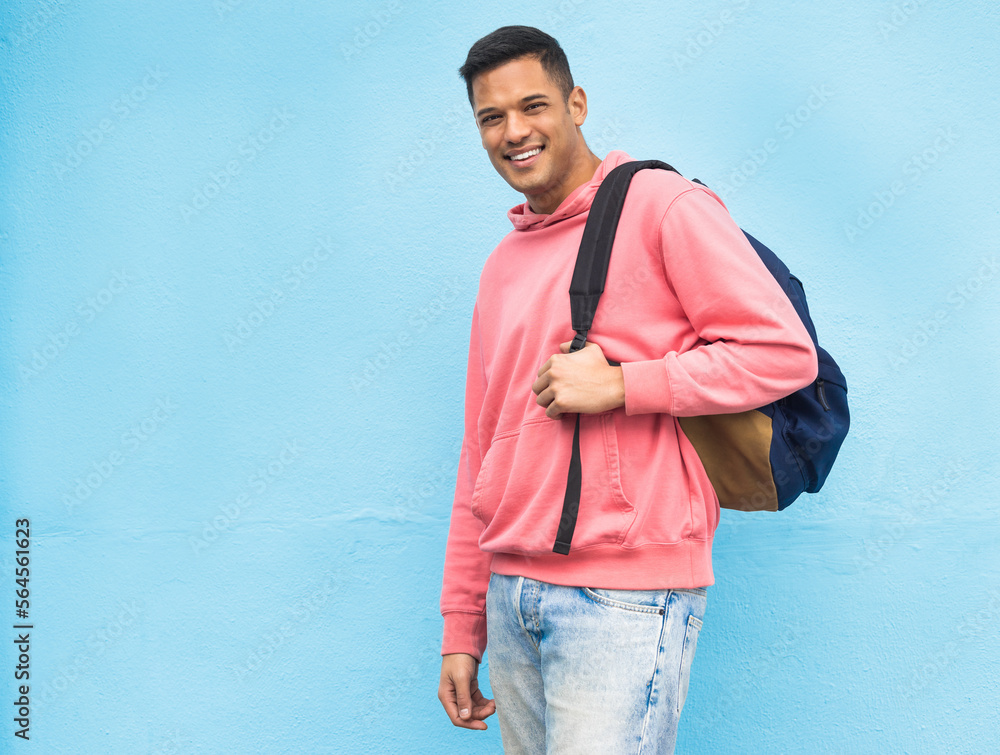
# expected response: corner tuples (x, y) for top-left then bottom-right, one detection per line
(509, 147), (542, 161)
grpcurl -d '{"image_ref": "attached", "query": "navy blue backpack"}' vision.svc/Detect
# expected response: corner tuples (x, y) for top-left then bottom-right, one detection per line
(552, 159), (850, 556)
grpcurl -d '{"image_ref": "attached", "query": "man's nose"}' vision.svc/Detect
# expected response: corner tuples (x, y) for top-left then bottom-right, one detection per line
(504, 112), (531, 143)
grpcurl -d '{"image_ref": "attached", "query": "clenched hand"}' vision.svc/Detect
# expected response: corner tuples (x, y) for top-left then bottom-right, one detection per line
(533, 340), (625, 419)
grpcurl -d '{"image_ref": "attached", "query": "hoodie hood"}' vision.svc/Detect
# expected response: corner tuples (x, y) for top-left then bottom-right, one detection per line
(507, 149), (634, 231)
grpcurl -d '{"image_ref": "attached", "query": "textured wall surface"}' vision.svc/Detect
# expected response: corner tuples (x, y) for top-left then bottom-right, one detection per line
(1, 1), (998, 752)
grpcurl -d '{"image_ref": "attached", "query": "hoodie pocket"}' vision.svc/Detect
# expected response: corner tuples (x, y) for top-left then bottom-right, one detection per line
(471, 412), (637, 555)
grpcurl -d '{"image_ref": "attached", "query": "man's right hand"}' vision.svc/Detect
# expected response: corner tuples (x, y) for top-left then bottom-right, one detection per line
(438, 652), (496, 730)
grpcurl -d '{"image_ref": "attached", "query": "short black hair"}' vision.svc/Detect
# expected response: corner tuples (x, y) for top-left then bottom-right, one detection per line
(458, 25), (574, 111)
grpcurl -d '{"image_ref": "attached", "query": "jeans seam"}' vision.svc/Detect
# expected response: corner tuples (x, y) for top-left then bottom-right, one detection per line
(675, 607), (704, 717)
(531, 580), (541, 649)
(637, 598), (672, 753)
(513, 576), (541, 654)
(513, 575), (529, 635)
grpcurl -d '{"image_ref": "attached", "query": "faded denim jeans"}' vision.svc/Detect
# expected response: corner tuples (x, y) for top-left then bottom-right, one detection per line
(485, 572), (707, 754)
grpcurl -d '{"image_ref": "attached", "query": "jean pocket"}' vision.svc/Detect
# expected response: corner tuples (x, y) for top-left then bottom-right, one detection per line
(581, 586), (670, 615)
(677, 614), (703, 715)
(472, 415), (636, 555)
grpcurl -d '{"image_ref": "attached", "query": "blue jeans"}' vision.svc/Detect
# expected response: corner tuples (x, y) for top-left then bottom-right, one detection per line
(485, 572), (707, 754)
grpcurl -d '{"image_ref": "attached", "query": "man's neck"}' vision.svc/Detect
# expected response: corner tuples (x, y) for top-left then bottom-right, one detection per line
(526, 151), (603, 214)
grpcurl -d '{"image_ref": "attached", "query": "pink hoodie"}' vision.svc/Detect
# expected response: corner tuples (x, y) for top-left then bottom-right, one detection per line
(440, 150), (818, 662)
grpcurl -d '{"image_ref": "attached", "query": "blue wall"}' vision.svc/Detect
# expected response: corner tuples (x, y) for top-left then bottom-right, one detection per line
(2, 1), (997, 752)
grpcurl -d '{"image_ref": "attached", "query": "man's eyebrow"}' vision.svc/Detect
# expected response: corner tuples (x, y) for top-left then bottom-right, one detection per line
(475, 94), (549, 119)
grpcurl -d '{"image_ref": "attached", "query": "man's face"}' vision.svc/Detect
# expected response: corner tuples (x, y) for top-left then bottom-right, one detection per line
(471, 55), (592, 214)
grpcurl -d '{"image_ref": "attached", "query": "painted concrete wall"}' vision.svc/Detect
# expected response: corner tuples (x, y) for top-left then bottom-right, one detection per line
(1, 1), (997, 752)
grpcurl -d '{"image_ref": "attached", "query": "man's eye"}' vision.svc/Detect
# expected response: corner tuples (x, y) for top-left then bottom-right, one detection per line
(527, 103), (545, 110)
(481, 115), (499, 124)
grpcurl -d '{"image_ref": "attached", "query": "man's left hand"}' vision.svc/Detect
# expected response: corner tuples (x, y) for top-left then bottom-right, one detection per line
(532, 340), (625, 419)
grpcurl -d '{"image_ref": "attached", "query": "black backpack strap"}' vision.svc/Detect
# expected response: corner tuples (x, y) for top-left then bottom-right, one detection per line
(552, 159), (680, 555)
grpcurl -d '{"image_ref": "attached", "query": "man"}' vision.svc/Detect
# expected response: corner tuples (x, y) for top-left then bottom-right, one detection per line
(437, 26), (818, 753)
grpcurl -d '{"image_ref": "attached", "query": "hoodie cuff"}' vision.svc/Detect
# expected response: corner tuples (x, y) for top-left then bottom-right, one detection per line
(441, 611), (488, 663)
(621, 358), (674, 416)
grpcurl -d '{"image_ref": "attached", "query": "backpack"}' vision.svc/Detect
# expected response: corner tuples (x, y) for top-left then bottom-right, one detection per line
(552, 159), (850, 556)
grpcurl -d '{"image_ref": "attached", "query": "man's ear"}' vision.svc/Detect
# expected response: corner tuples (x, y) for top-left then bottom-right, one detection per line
(568, 85), (588, 127)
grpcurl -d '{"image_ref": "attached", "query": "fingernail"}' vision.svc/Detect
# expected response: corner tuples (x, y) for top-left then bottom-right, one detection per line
(460, 708), (469, 717)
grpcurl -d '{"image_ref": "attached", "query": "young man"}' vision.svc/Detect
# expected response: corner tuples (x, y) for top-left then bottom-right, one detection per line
(437, 26), (818, 752)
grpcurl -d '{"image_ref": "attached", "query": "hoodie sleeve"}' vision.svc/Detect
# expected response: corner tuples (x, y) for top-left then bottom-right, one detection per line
(619, 187), (818, 417)
(439, 299), (493, 663)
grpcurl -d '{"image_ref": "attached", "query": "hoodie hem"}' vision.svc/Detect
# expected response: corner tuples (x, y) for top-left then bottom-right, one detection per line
(488, 538), (715, 590)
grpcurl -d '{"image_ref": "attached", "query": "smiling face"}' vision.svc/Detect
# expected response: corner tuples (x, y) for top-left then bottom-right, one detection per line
(471, 55), (601, 215)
